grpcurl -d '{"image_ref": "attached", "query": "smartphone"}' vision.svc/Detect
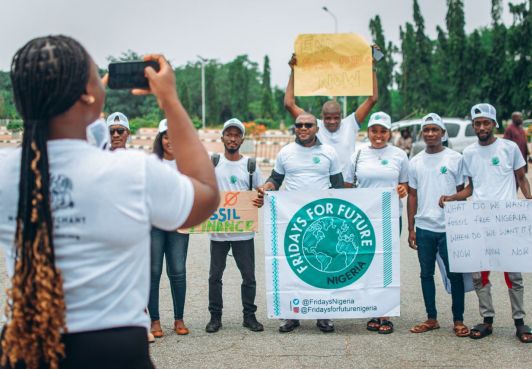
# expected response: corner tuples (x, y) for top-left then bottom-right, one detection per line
(372, 46), (384, 63)
(108, 60), (160, 89)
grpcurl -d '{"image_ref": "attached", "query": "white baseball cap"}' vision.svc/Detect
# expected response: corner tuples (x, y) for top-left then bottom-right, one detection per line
(158, 119), (168, 133)
(222, 118), (245, 135)
(421, 113), (445, 131)
(367, 112), (392, 130)
(471, 103), (498, 127)
(106, 112), (129, 130)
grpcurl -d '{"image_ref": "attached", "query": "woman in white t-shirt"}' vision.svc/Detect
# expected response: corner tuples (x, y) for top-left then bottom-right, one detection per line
(148, 119), (191, 337)
(347, 112), (409, 335)
(0, 36), (218, 369)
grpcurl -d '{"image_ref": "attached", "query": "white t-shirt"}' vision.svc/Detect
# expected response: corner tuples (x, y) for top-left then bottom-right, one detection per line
(211, 155), (263, 242)
(409, 148), (464, 232)
(346, 145), (409, 210)
(274, 141), (342, 191)
(0, 140), (194, 333)
(463, 138), (526, 201)
(317, 113), (359, 180)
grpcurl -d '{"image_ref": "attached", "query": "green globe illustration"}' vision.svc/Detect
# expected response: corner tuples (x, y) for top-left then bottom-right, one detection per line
(302, 216), (358, 273)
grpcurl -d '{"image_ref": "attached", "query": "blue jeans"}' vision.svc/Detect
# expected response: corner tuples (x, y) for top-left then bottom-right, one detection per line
(416, 227), (465, 322)
(148, 227), (189, 321)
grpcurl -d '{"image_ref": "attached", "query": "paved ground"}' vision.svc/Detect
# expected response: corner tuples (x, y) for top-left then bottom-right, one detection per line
(0, 135), (531, 368)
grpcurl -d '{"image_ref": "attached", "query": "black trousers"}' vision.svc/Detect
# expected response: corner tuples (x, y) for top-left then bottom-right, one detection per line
(208, 239), (257, 317)
(0, 327), (154, 369)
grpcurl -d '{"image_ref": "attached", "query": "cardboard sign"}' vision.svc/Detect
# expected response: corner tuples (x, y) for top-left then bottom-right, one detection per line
(182, 191), (259, 234)
(294, 33), (373, 97)
(264, 188), (400, 319)
(445, 200), (532, 272)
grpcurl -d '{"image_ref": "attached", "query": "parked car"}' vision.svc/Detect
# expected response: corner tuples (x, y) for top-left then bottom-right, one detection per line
(391, 118), (476, 157)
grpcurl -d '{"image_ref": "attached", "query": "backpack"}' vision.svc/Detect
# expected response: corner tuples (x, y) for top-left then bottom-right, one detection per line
(211, 153), (256, 191)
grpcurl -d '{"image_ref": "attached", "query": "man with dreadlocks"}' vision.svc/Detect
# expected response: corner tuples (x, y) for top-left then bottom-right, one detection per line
(0, 36), (219, 369)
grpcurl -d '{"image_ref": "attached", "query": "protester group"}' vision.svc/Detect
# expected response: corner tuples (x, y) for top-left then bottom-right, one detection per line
(0, 35), (531, 369)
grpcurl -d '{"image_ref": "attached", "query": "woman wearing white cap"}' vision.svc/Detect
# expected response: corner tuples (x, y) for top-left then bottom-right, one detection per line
(346, 111), (409, 334)
(148, 119), (191, 337)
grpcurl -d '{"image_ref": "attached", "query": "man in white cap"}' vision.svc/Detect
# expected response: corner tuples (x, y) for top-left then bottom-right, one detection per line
(284, 54), (378, 185)
(407, 113), (468, 337)
(206, 118), (265, 334)
(441, 103), (532, 343)
(106, 112), (130, 150)
(258, 112), (343, 333)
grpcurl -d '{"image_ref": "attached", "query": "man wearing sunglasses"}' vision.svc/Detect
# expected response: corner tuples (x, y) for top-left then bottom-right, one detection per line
(284, 53), (378, 186)
(107, 112), (131, 151)
(258, 113), (344, 334)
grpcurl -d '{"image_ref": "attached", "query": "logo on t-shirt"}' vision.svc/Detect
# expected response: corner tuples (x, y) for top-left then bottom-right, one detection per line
(381, 159), (389, 166)
(440, 166), (448, 174)
(230, 175), (238, 184)
(50, 174), (74, 211)
(284, 198), (376, 289)
(312, 156), (321, 164)
(491, 156), (500, 166)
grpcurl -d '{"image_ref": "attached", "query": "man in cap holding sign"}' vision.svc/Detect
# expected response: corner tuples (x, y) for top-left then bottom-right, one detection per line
(205, 118), (265, 334)
(107, 112), (130, 150)
(407, 113), (468, 337)
(441, 103), (532, 343)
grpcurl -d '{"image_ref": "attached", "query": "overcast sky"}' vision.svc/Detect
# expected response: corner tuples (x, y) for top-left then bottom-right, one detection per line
(0, 0), (516, 87)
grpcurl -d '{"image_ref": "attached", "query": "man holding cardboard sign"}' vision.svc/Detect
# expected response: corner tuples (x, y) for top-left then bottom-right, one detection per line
(441, 103), (532, 343)
(205, 118), (265, 334)
(284, 34), (379, 183)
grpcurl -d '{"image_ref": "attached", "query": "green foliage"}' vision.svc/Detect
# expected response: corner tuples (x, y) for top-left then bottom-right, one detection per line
(255, 118), (279, 129)
(261, 55), (274, 118)
(7, 120), (23, 132)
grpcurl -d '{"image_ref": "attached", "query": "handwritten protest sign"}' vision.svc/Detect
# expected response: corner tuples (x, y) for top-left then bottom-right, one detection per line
(181, 191), (258, 234)
(294, 33), (373, 97)
(445, 200), (532, 272)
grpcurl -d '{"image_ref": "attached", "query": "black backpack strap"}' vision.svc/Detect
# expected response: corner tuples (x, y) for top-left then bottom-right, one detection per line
(211, 153), (220, 167)
(247, 157), (257, 191)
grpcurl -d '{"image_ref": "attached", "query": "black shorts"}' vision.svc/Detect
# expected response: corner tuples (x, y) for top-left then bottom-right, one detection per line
(0, 326), (155, 369)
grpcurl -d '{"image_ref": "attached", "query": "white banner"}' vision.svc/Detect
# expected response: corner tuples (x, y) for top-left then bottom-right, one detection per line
(264, 188), (400, 319)
(445, 200), (532, 273)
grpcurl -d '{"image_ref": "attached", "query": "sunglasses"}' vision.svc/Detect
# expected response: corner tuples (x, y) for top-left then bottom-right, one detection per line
(109, 128), (127, 135)
(294, 123), (315, 129)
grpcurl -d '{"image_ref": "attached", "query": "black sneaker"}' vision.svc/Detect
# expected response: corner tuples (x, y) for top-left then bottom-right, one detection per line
(205, 316), (222, 333)
(279, 319), (300, 333)
(316, 319), (335, 333)
(243, 315), (264, 332)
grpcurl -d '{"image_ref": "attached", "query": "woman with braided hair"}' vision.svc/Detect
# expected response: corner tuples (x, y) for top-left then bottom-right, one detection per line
(0, 35), (219, 369)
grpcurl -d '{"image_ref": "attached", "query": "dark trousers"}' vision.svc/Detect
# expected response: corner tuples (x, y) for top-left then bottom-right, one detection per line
(0, 327), (154, 369)
(148, 227), (189, 321)
(416, 227), (465, 322)
(209, 239), (257, 318)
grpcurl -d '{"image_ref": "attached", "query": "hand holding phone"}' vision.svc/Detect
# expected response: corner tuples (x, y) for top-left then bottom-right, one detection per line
(108, 60), (160, 89)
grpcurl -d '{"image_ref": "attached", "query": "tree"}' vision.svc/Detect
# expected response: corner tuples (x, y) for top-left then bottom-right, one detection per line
(369, 15), (395, 117)
(412, 0), (432, 111)
(261, 55), (274, 118)
(398, 23), (417, 117)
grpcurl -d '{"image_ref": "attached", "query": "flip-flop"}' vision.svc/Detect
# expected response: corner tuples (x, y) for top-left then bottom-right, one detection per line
(366, 318), (381, 332)
(454, 323), (470, 337)
(410, 320), (440, 333)
(378, 320), (394, 334)
(469, 323), (492, 340)
(516, 325), (532, 343)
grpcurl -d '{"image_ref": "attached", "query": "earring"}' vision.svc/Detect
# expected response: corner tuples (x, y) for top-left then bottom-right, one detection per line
(87, 96), (95, 104)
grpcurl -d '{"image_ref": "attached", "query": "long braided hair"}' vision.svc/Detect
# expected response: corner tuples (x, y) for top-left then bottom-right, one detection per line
(1, 35), (91, 369)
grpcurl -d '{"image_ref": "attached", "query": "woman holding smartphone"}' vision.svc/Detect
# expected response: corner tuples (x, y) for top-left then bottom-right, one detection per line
(0, 35), (218, 369)
(148, 119), (190, 337)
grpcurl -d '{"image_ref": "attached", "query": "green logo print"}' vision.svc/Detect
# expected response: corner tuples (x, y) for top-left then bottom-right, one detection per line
(312, 156), (321, 164)
(440, 166), (448, 174)
(284, 198), (376, 289)
(230, 175), (238, 184)
(491, 157), (500, 166)
(381, 159), (389, 166)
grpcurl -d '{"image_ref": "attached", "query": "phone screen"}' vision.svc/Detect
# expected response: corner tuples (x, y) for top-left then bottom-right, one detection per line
(372, 47), (384, 63)
(108, 61), (160, 89)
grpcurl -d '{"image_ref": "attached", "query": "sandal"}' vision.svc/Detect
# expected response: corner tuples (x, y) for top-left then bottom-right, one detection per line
(175, 320), (190, 335)
(378, 320), (394, 334)
(410, 320), (440, 333)
(453, 322), (469, 337)
(469, 323), (492, 340)
(516, 325), (532, 343)
(366, 318), (381, 332)
(150, 320), (164, 338)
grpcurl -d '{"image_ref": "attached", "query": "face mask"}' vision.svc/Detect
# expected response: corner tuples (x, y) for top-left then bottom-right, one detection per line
(86, 118), (110, 150)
